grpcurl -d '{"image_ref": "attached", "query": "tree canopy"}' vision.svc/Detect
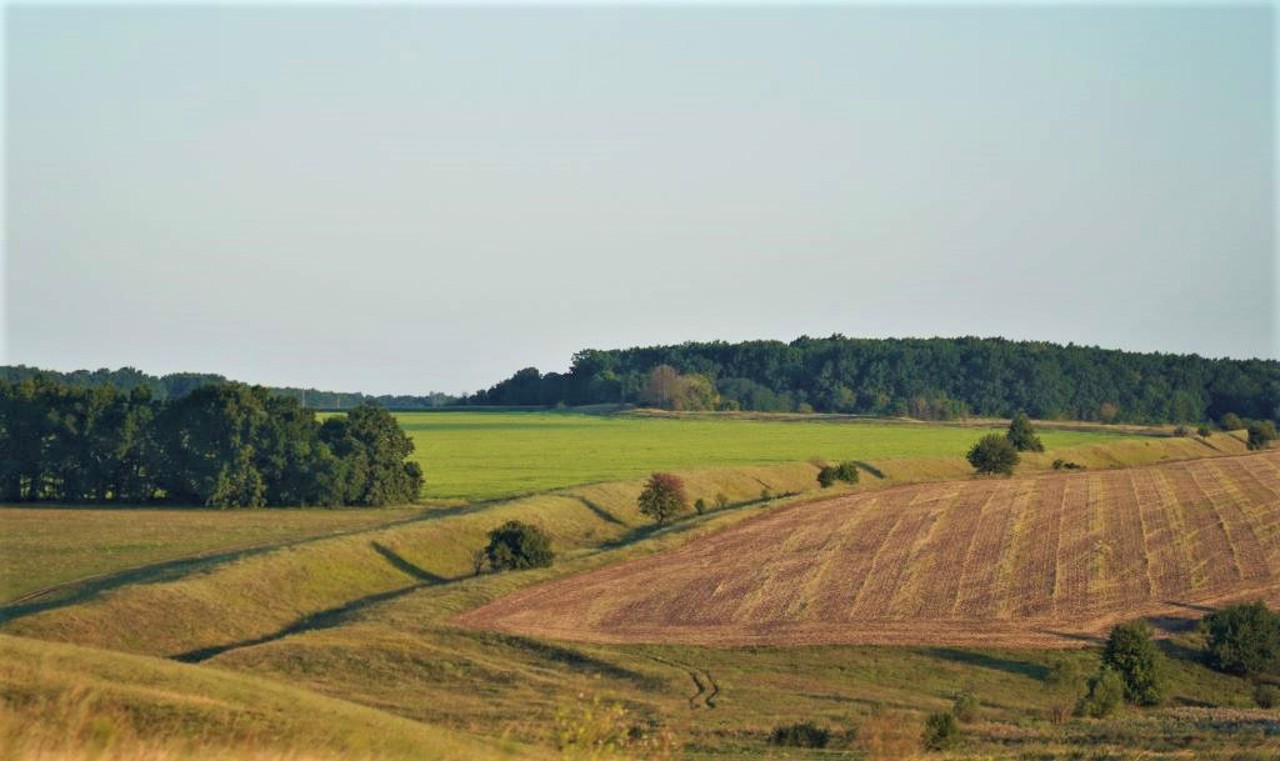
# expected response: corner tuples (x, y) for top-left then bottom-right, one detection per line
(0, 376), (422, 507)
(1006, 412), (1044, 452)
(637, 472), (689, 525)
(1203, 601), (1280, 676)
(484, 520), (555, 571)
(1102, 620), (1165, 706)
(966, 434), (1020, 476)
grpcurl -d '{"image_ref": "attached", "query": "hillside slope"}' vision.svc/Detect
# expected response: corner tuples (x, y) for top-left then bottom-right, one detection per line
(456, 450), (1280, 648)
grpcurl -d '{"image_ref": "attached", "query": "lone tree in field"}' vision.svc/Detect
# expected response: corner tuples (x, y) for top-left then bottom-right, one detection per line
(1203, 601), (1280, 676)
(1102, 619), (1165, 706)
(637, 472), (688, 525)
(484, 520), (554, 571)
(967, 434), (1020, 475)
(1005, 412), (1044, 452)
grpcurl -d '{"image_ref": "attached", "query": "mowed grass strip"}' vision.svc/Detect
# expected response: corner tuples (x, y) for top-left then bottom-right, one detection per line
(396, 411), (1133, 500)
(0, 506), (423, 602)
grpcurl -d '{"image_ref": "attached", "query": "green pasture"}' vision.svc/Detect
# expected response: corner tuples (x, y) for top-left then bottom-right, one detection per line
(395, 411), (1133, 501)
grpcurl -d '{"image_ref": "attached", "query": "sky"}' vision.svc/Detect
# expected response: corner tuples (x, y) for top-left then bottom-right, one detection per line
(4, 3), (1276, 395)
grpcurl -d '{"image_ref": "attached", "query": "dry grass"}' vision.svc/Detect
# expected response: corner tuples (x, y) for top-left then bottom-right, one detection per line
(455, 450), (1280, 648)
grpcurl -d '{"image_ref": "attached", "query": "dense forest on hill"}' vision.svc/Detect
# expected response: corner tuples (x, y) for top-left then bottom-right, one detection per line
(0, 377), (422, 507)
(465, 336), (1279, 424)
(0, 365), (456, 409)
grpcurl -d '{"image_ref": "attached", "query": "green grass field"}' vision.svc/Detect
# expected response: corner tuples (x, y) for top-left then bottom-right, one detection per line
(397, 411), (1133, 500)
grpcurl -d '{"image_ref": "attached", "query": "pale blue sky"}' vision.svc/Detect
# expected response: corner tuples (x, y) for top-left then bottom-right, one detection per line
(5, 4), (1275, 394)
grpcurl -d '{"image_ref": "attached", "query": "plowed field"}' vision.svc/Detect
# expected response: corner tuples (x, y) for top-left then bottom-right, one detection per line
(455, 452), (1280, 648)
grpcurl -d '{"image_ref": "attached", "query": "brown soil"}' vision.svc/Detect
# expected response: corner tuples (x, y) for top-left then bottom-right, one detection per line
(453, 451), (1280, 648)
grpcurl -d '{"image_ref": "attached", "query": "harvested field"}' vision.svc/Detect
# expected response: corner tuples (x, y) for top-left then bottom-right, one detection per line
(455, 451), (1280, 648)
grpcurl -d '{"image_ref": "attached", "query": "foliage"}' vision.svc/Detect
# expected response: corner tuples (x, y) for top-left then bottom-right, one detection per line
(817, 466), (837, 488)
(1006, 412), (1045, 452)
(818, 461), (861, 488)
(1221, 412), (1245, 431)
(967, 434), (1020, 475)
(1052, 459), (1085, 471)
(1254, 683), (1280, 709)
(1203, 601), (1280, 676)
(1173, 425), (1189, 437)
(715, 492), (730, 510)
(638, 365), (718, 411)
(920, 711), (958, 751)
(769, 721), (830, 748)
(1247, 419), (1277, 450)
(484, 520), (554, 571)
(1102, 620), (1165, 706)
(0, 376), (422, 507)
(637, 473), (689, 525)
(464, 336), (1280, 424)
(1076, 667), (1126, 718)
(693, 498), (706, 515)
(1197, 426), (1212, 437)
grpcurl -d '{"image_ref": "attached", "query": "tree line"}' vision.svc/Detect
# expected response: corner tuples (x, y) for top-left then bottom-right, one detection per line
(463, 336), (1279, 424)
(0, 365), (457, 410)
(0, 375), (422, 507)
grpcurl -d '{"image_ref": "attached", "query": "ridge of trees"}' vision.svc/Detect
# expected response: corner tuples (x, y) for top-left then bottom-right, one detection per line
(463, 336), (1279, 425)
(0, 376), (422, 507)
(0, 365), (456, 410)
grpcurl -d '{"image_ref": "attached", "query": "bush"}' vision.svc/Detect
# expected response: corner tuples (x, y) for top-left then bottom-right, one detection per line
(693, 497), (707, 515)
(1221, 412), (1245, 431)
(1052, 459), (1085, 471)
(920, 711), (958, 751)
(1076, 667), (1126, 718)
(833, 461), (860, 483)
(817, 466), (837, 488)
(769, 721), (830, 748)
(1102, 620), (1165, 706)
(637, 472), (688, 525)
(1197, 426), (1212, 438)
(1006, 412), (1044, 452)
(951, 691), (978, 722)
(1204, 601), (1280, 676)
(1254, 682), (1280, 709)
(484, 520), (554, 571)
(967, 434), (1020, 475)
(1173, 425), (1189, 437)
(1247, 419), (1277, 451)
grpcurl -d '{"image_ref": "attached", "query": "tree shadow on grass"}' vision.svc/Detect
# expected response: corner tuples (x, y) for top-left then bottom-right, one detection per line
(851, 461), (886, 479)
(923, 648), (1049, 681)
(371, 542), (447, 583)
(572, 496), (628, 527)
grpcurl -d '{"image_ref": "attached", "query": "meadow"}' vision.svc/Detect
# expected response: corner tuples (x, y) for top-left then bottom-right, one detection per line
(2, 413), (1271, 759)
(395, 411), (1132, 501)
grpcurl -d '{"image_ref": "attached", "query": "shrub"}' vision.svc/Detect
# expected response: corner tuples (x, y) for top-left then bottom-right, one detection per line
(920, 711), (958, 751)
(1254, 683), (1280, 709)
(1076, 667), (1126, 718)
(760, 488), (774, 501)
(967, 434), (1020, 475)
(484, 520), (554, 571)
(1221, 412), (1245, 431)
(1006, 412), (1044, 452)
(1204, 601), (1280, 676)
(817, 466), (837, 488)
(833, 461), (860, 483)
(951, 691), (978, 722)
(1173, 425), (1189, 437)
(637, 472), (688, 525)
(693, 497), (707, 515)
(1197, 426), (1212, 438)
(769, 721), (830, 748)
(1052, 459), (1085, 471)
(1247, 419), (1277, 451)
(1102, 620), (1165, 706)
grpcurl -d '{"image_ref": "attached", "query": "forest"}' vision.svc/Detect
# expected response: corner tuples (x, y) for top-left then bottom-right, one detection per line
(465, 336), (1280, 424)
(0, 377), (422, 507)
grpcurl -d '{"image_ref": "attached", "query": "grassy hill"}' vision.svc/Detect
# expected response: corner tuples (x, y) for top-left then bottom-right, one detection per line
(0, 633), (540, 760)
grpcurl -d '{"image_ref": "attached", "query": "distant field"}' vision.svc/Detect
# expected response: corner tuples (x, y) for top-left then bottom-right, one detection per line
(396, 411), (1134, 500)
(0, 507), (421, 602)
(457, 450), (1280, 648)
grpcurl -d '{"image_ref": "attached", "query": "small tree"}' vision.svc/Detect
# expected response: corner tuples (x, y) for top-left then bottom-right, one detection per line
(967, 434), (1020, 475)
(834, 461), (860, 484)
(693, 497), (707, 515)
(1102, 620), (1165, 706)
(817, 466), (837, 488)
(1247, 419), (1277, 451)
(484, 520), (554, 571)
(1006, 412), (1044, 452)
(637, 472), (688, 525)
(1221, 412), (1245, 431)
(1203, 600), (1280, 676)
(1075, 667), (1126, 718)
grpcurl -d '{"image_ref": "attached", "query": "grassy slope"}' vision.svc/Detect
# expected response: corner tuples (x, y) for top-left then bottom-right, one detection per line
(0, 506), (423, 602)
(0, 633), (541, 761)
(396, 411), (1135, 500)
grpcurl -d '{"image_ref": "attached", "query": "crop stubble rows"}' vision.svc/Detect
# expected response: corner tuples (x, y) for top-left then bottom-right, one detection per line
(455, 452), (1280, 648)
